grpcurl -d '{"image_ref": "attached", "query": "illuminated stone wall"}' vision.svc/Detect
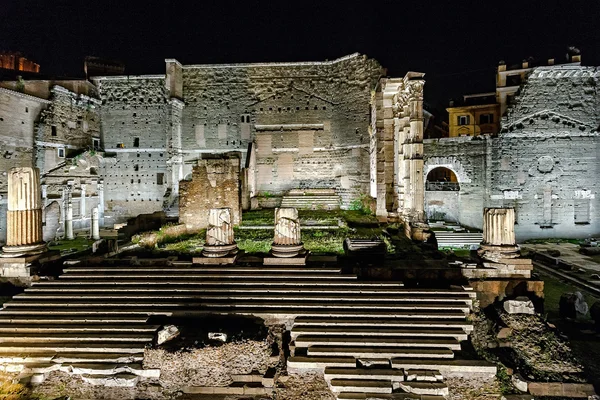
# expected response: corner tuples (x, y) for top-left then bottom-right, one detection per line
(425, 65), (600, 240)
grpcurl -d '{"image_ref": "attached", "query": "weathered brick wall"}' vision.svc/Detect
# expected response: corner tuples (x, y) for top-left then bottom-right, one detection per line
(35, 86), (101, 175)
(180, 54), (382, 207)
(179, 156), (241, 231)
(94, 76), (170, 223)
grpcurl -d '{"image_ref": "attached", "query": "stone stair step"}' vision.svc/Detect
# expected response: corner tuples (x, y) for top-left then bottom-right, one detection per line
(58, 273), (357, 279)
(329, 378), (392, 394)
(0, 332), (154, 343)
(295, 336), (460, 350)
(397, 381), (449, 396)
(0, 315), (150, 323)
(0, 352), (144, 365)
(324, 367), (404, 382)
(17, 291), (472, 304)
(0, 324), (160, 333)
(0, 342), (147, 354)
(336, 393), (445, 400)
(52, 352), (145, 364)
(1, 302), (465, 320)
(67, 363), (160, 378)
(287, 356), (357, 369)
(8, 296), (470, 311)
(31, 279), (402, 287)
(290, 326), (468, 341)
(294, 316), (473, 327)
(405, 369), (444, 382)
(307, 346), (455, 359)
(4, 299), (470, 313)
(391, 358), (497, 378)
(63, 266), (342, 273)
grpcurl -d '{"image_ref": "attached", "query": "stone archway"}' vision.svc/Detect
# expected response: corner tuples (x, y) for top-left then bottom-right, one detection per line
(424, 156), (471, 184)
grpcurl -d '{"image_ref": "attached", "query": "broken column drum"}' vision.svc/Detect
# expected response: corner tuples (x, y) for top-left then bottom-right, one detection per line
(270, 208), (306, 258)
(2, 167), (47, 257)
(202, 208), (238, 257)
(478, 207), (519, 261)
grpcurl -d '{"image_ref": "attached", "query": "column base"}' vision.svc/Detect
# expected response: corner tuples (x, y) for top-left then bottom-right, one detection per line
(478, 244), (520, 263)
(269, 243), (305, 258)
(201, 243), (238, 258)
(1, 242), (47, 258)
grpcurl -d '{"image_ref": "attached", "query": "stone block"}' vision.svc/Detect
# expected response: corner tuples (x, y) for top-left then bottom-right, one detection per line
(157, 325), (180, 345)
(504, 297), (535, 314)
(512, 374), (528, 392)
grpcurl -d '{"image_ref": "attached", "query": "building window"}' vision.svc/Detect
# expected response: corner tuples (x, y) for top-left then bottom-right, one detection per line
(458, 115), (470, 126)
(92, 138), (100, 150)
(51, 126), (57, 136)
(57, 148), (65, 158)
(480, 114), (494, 124)
(134, 164), (139, 171)
(574, 199), (590, 224)
(241, 114), (250, 123)
(156, 173), (164, 185)
(117, 143), (125, 148)
(133, 137), (139, 148)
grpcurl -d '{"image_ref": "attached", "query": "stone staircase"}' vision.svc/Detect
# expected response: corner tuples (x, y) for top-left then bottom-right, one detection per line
(280, 194), (340, 210)
(434, 231), (483, 250)
(0, 257), (495, 397)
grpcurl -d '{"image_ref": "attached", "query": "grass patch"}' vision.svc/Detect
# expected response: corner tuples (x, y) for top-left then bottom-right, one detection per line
(524, 238), (582, 245)
(48, 236), (94, 253)
(540, 270), (599, 321)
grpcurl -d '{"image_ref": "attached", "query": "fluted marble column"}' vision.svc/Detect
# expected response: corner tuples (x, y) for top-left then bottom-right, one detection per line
(478, 207), (519, 262)
(202, 208), (238, 257)
(2, 167), (47, 257)
(270, 208), (305, 257)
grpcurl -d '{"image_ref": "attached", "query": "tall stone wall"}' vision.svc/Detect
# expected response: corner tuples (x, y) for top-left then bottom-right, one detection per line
(179, 156), (241, 232)
(35, 86), (101, 175)
(94, 76), (170, 224)
(179, 54), (383, 207)
(424, 137), (487, 229)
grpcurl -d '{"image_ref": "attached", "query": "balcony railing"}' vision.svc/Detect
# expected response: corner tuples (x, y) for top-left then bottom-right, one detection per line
(426, 182), (460, 191)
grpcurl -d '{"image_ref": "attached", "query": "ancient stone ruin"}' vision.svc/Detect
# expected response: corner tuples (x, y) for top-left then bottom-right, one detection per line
(201, 207), (238, 259)
(1, 167), (46, 257)
(266, 207), (307, 264)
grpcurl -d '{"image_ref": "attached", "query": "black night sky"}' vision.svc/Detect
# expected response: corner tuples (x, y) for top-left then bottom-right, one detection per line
(1, 0), (599, 110)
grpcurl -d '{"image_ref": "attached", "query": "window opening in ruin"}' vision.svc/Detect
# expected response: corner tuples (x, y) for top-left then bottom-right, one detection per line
(25, 107), (28, 113)
(134, 164), (139, 171)
(92, 138), (100, 150)
(51, 126), (57, 136)
(157, 173), (164, 185)
(480, 114), (494, 124)
(57, 148), (65, 158)
(574, 199), (590, 224)
(458, 116), (470, 126)
(426, 167), (459, 191)
(134, 137), (140, 147)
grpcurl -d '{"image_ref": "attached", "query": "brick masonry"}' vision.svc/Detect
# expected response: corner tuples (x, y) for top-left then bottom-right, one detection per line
(179, 156), (241, 231)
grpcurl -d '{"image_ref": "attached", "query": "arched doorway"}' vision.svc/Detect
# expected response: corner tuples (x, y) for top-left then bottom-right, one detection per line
(426, 167), (460, 191)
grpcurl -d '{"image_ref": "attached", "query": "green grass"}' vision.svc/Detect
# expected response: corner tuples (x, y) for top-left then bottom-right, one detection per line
(524, 238), (582, 245)
(540, 270), (599, 321)
(48, 236), (94, 253)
